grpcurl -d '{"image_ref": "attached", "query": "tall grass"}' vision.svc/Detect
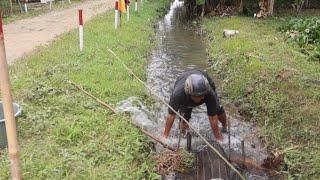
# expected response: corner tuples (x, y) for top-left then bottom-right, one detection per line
(203, 17), (320, 179)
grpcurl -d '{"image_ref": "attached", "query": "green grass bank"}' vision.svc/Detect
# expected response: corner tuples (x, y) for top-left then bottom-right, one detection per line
(202, 17), (319, 179)
(0, 0), (168, 179)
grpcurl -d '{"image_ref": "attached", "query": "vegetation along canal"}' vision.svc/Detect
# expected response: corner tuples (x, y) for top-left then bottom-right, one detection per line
(117, 0), (272, 179)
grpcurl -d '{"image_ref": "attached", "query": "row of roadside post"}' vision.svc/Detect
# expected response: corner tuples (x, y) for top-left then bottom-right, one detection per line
(23, 0), (72, 14)
(79, 0), (143, 52)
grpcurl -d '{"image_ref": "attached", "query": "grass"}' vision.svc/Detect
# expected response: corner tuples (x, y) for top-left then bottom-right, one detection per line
(202, 16), (320, 179)
(0, 0), (168, 179)
(2, 0), (83, 24)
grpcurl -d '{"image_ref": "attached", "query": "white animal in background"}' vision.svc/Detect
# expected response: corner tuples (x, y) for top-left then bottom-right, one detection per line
(223, 29), (240, 38)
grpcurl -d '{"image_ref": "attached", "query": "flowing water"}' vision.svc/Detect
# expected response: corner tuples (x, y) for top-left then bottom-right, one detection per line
(117, 0), (269, 179)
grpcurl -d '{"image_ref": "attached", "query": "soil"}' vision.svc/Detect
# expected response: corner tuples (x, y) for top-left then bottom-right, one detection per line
(3, 0), (114, 65)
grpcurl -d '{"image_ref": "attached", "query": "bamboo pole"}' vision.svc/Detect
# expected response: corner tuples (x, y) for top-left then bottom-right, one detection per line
(0, 16), (22, 180)
(68, 80), (176, 151)
(69, 80), (116, 113)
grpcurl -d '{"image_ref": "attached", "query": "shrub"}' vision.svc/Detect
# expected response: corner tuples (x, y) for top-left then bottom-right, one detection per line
(280, 17), (320, 60)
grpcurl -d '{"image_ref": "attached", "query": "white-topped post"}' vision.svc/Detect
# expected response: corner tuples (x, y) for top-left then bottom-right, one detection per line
(135, 0), (138, 11)
(78, 9), (84, 51)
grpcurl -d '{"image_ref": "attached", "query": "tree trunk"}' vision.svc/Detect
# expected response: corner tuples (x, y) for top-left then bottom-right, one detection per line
(217, 0), (226, 11)
(304, 0), (310, 9)
(185, 0), (197, 17)
(237, 0), (244, 14)
(204, 0), (215, 15)
(9, 0), (13, 15)
(269, 0), (274, 15)
(256, 0), (270, 18)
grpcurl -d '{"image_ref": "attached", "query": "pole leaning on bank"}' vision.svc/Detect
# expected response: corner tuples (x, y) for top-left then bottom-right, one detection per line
(0, 17), (22, 180)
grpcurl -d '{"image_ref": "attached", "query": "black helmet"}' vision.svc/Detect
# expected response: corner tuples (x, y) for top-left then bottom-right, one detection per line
(184, 74), (210, 96)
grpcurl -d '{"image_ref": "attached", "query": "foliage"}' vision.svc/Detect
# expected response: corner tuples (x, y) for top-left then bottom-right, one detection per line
(196, 0), (206, 5)
(203, 16), (320, 179)
(292, 0), (305, 14)
(280, 17), (320, 60)
(281, 17), (320, 46)
(0, 0), (168, 179)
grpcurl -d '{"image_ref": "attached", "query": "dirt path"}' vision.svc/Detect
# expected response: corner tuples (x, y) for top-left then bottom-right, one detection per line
(4, 0), (114, 65)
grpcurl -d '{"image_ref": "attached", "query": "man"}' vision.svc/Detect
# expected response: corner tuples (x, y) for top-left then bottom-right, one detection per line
(163, 70), (227, 141)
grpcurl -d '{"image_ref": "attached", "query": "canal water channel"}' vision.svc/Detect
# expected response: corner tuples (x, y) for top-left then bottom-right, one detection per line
(117, 0), (269, 179)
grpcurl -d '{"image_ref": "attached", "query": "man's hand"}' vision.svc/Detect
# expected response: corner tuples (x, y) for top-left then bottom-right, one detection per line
(215, 134), (223, 142)
(162, 133), (168, 139)
(163, 114), (176, 138)
(208, 115), (224, 142)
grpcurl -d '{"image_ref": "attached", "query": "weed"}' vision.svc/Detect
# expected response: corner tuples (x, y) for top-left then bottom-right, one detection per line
(202, 16), (320, 178)
(279, 17), (320, 61)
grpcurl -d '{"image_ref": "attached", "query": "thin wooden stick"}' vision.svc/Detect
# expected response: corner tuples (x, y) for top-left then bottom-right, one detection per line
(228, 118), (231, 162)
(68, 80), (176, 151)
(0, 17), (22, 180)
(241, 140), (246, 169)
(69, 80), (117, 114)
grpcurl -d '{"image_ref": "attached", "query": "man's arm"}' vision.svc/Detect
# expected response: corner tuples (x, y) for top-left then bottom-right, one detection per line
(163, 113), (176, 138)
(208, 115), (223, 141)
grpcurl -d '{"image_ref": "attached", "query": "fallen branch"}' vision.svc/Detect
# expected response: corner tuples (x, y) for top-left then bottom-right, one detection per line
(68, 80), (176, 151)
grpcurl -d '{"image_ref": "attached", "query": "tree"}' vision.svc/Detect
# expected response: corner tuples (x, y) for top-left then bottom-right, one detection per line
(256, 0), (275, 18)
(9, 0), (13, 15)
(185, 0), (197, 17)
(204, 0), (216, 15)
(237, 0), (244, 14)
(292, 0), (306, 14)
(269, 0), (274, 15)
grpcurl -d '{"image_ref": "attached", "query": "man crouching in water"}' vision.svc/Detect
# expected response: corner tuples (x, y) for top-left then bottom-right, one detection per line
(162, 70), (227, 141)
